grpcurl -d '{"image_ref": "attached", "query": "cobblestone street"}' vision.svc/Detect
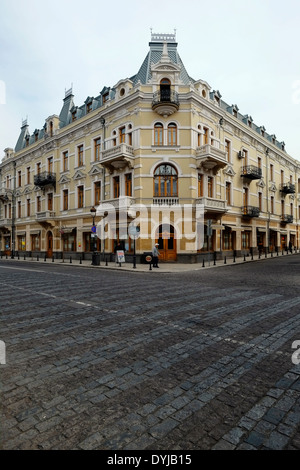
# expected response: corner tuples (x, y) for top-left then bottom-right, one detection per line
(0, 255), (300, 450)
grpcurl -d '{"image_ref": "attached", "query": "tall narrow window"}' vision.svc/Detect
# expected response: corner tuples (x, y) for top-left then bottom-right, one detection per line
(154, 164), (178, 197)
(18, 171), (22, 187)
(198, 174), (203, 197)
(63, 151), (68, 172)
(94, 182), (101, 205)
(119, 126), (126, 144)
(86, 102), (92, 114)
(168, 123), (177, 146)
(113, 176), (120, 199)
(270, 164), (274, 181)
(48, 157), (53, 173)
(160, 78), (171, 101)
(37, 196), (41, 213)
(154, 123), (163, 146)
(37, 162), (41, 175)
(258, 192), (262, 211)
(258, 157), (262, 169)
(207, 177), (213, 198)
(18, 201), (21, 218)
(78, 145), (84, 167)
(281, 200), (285, 216)
(271, 196), (274, 214)
(281, 170), (284, 184)
(27, 199), (31, 217)
(125, 173), (132, 197)
(63, 189), (68, 211)
(113, 131), (117, 147)
(27, 167), (31, 184)
(243, 149), (248, 166)
(203, 127), (209, 145)
(225, 140), (230, 162)
(128, 126), (132, 146)
(291, 203), (293, 216)
(49, 121), (53, 137)
(225, 182), (231, 205)
(78, 186), (84, 208)
(48, 193), (53, 211)
(243, 187), (248, 209)
(8, 204), (11, 218)
(197, 126), (201, 147)
(94, 138), (101, 161)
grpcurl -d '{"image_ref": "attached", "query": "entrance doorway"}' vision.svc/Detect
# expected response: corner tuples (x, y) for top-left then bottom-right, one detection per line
(156, 224), (177, 262)
(46, 231), (53, 258)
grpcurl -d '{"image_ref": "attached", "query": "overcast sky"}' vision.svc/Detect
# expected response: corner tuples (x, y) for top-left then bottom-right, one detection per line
(1, 0), (300, 160)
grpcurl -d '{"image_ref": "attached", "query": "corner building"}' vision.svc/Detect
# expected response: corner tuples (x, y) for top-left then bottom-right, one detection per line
(1, 32), (300, 263)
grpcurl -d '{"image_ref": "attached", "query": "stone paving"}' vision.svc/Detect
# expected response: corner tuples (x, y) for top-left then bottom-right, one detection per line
(0, 254), (300, 450)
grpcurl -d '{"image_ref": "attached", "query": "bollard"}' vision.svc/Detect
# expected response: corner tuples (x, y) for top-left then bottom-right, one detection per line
(106, 258), (108, 266)
(271, 251), (273, 257)
(52, 256), (54, 262)
(18, 254), (20, 260)
(80, 256), (82, 264)
(44, 255), (47, 262)
(282, 250), (284, 255)
(243, 254), (246, 262)
(70, 256), (72, 263)
(202, 259), (205, 267)
(259, 252), (261, 259)
(214, 258), (216, 266)
(149, 261), (152, 271)
(265, 251), (267, 258)
(224, 256), (227, 264)
(233, 255), (236, 263)
(37, 255), (39, 261)
(6, 254), (7, 259)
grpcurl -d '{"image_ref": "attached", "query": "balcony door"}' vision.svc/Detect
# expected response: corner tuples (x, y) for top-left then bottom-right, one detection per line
(160, 78), (171, 102)
(156, 224), (177, 262)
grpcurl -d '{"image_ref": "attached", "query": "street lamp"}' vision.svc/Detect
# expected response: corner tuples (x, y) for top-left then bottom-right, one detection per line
(90, 206), (98, 266)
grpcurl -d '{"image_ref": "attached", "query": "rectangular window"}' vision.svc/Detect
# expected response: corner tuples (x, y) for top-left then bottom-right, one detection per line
(8, 204), (11, 219)
(18, 201), (21, 218)
(225, 182), (231, 205)
(119, 127), (126, 144)
(31, 234), (40, 251)
(63, 151), (68, 172)
(63, 189), (68, 211)
(37, 162), (41, 175)
(198, 174), (203, 197)
(78, 145), (84, 167)
(27, 199), (31, 217)
(4, 205), (7, 219)
(86, 102), (92, 114)
(128, 131), (132, 146)
(27, 167), (30, 184)
(103, 92), (109, 103)
(270, 164), (274, 181)
(243, 149), (248, 166)
(243, 187), (248, 209)
(125, 173), (132, 197)
(37, 196), (41, 213)
(271, 196), (274, 214)
(113, 176), (120, 199)
(281, 170), (284, 184)
(78, 186), (84, 208)
(281, 200), (285, 216)
(225, 139), (230, 162)
(48, 157), (53, 173)
(203, 127), (209, 145)
(291, 203), (293, 216)
(207, 176), (213, 198)
(258, 157), (262, 169)
(48, 193), (53, 211)
(18, 170), (22, 187)
(94, 138), (101, 161)
(94, 182), (101, 205)
(258, 192), (262, 211)
(18, 236), (26, 251)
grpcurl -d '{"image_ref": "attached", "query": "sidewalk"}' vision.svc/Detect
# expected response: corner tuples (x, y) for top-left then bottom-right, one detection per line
(1, 250), (299, 273)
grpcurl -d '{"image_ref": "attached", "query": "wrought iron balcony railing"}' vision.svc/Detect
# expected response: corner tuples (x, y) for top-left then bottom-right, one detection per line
(281, 214), (293, 224)
(152, 90), (179, 116)
(280, 182), (295, 194)
(241, 166), (262, 180)
(241, 206), (260, 217)
(34, 171), (56, 189)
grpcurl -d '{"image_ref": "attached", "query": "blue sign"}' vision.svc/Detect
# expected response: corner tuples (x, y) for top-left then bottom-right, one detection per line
(91, 225), (96, 233)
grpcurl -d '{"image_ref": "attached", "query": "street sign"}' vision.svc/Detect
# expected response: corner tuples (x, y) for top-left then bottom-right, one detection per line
(91, 225), (96, 233)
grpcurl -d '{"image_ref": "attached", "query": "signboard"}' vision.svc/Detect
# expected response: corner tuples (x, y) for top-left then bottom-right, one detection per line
(117, 250), (125, 263)
(91, 225), (96, 233)
(145, 255), (152, 263)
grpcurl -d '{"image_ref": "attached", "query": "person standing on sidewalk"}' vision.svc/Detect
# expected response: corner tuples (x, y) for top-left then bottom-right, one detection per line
(152, 243), (160, 268)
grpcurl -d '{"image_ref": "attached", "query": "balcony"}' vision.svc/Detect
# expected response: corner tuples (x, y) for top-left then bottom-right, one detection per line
(34, 171), (56, 190)
(242, 206), (260, 218)
(241, 166), (262, 180)
(280, 182), (295, 194)
(152, 90), (179, 117)
(281, 214), (293, 224)
(101, 143), (134, 172)
(153, 197), (179, 206)
(197, 197), (227, 214)
(196, 144), (228, 173)
(36, 211), (56, 223)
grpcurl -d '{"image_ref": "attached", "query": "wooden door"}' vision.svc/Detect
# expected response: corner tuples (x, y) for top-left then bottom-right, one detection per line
(47, 231), (53, 258)
(156, 225), (177, 262)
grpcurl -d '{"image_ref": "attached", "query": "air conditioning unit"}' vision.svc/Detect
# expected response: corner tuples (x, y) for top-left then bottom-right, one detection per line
(238, 150), (244, 159)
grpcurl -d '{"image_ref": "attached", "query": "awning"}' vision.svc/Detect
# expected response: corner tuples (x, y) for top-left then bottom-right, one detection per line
(61, 227), (76, 234)
(30, 230), (41, 235)
(16, 231), (26, 236)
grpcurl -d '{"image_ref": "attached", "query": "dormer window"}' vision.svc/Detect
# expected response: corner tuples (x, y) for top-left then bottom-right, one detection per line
(49, 121), (53, 137)
(72, 111), (77, 122)
(103, 92), (109, 103)
(87, 102), (92, 114)
(248, 120), (252, 128)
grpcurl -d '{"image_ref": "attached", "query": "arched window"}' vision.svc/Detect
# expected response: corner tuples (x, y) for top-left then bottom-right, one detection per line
(160, 78), (171, 101)
(154, 164), (178, 197)
(168, 123), (177, 146)
(154, 123), (164, 146)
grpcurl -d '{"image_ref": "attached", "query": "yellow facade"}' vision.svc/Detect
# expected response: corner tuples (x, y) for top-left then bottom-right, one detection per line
(0, 32), (299, 262)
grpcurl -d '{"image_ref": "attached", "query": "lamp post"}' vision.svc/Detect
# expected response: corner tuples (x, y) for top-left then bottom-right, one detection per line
(90, 205), (98, 266)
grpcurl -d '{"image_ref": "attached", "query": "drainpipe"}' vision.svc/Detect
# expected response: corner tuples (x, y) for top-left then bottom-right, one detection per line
(265, 148), (270, 252)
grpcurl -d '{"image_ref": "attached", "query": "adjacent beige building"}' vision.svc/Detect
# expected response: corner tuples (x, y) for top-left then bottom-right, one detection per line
(1, 32), (299, 263)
